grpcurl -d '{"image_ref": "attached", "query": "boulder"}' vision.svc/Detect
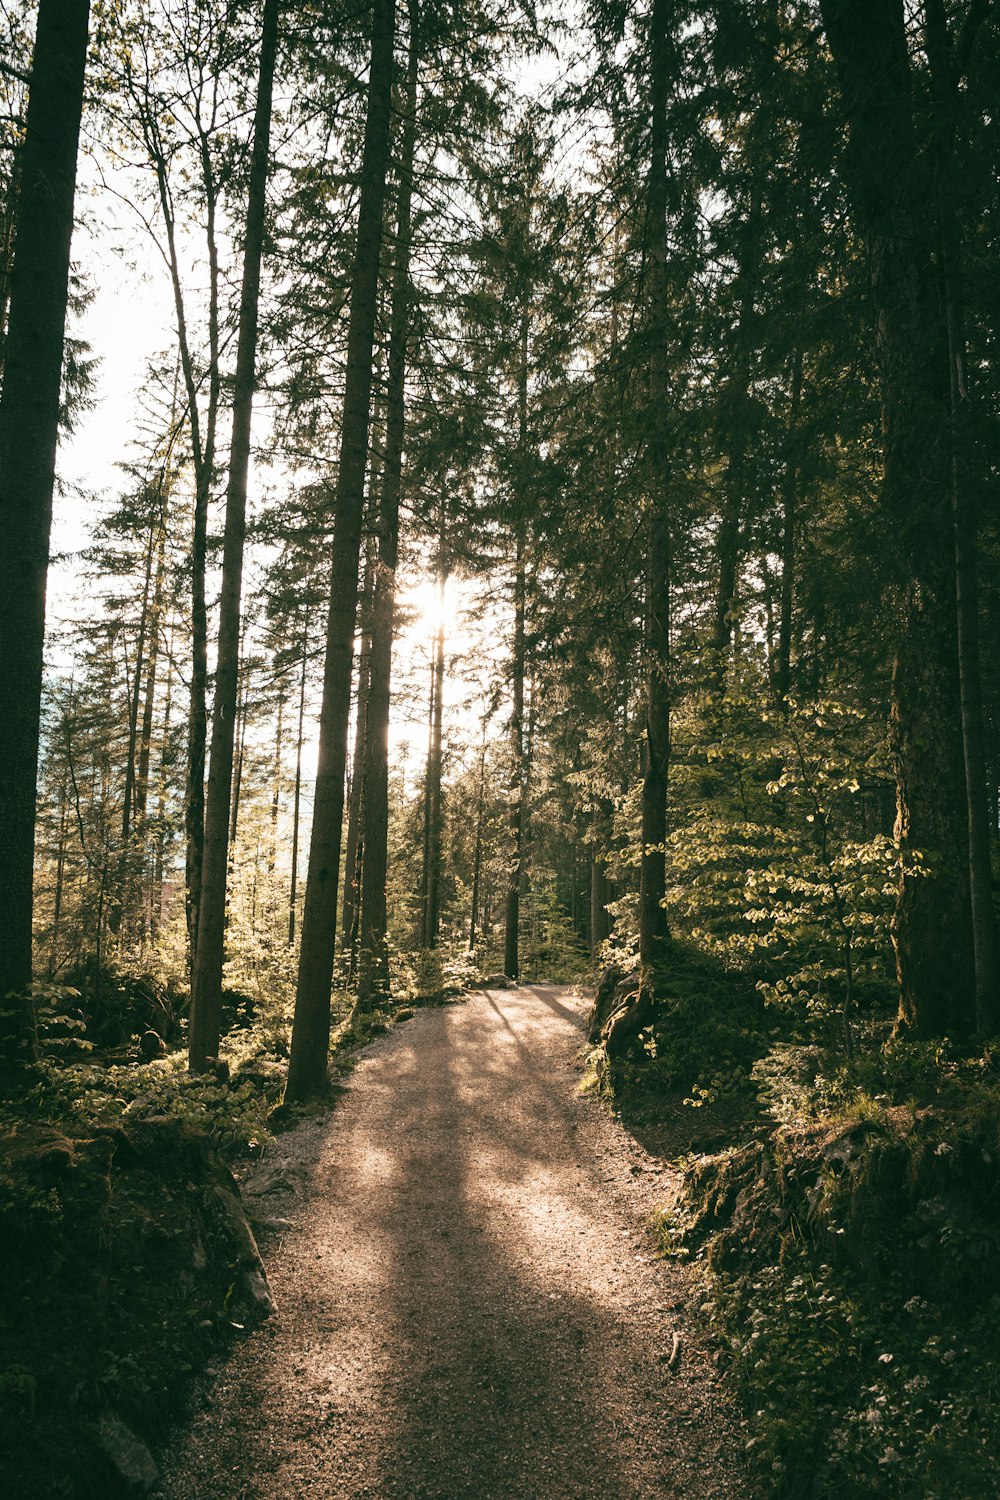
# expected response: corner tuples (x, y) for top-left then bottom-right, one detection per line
(96, 1412), (160, 1495)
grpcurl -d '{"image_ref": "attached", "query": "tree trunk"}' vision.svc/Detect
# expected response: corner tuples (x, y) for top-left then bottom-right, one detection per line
(422, 605), (445, 948)
(355, 0), (418, 1010)
(503, 303), (531, 983)
(342, 545), (374, 945)
(819, 0), (975, 1038)
(108, 500), (160, 939)
(638, 0), (673, 980)
(152, 626), (175, 941)
(286, 0), (396, 1101)
(503, 520), (527, 981)
(355, 112), (415, 998)
(288, 627), (308, 948)
(229, 645), (250, 856)
(268, 689), (284, 876)
(469, 723), (488, 952)
(924, 0), (998, 1037)
(590, 803), (612, 958)
(134, 480), (169, 830)
(0, 0), (90, 1030)
(775, 349), (803, 706)
(139, 66), (222, 979)
(189, 0), (279, 1071)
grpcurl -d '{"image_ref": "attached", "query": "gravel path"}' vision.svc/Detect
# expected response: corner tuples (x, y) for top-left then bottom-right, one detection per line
(160, 985), (750, 1498)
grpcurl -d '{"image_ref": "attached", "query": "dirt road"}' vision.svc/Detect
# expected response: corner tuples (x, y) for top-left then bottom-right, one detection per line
(159, 985), (749, 1498)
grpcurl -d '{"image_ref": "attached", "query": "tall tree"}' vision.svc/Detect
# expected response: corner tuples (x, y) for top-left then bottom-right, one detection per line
(286, 0), (397, 1101)
(356, 0), (419, 1011)
(0, 0), (90, 1030)
(638, 0), (673, 980)
(189, 0), (280, 1071)
(818, 0), (976, 1037)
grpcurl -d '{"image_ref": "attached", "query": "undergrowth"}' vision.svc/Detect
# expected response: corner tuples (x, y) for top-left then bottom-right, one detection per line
(601, 952), (1000, 1498)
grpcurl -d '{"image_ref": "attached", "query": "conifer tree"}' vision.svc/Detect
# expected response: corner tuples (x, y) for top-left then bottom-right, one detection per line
(0, 0), (90, 1032)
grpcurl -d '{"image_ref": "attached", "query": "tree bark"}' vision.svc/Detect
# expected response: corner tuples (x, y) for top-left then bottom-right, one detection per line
(342, 545), (374, 945)
(775, 349), (803, 706)
(134, 478), (169, 831)
(422, 603), (446, 948)
(355, 0), (417, 1006)
(107, 504), (157, 939)
(819, 0), (975, 1037)
(469, 720), (488, 952)
(638, 0), (673, 979)
(503, 518), (527, 981)
(0, 0), (90, 1027)
(288, 626), (308, 948)
(503, 303), (531, 982)
(286, 0), (396, 1100)
(924, 0), (998, 1037)
(268, 689), (284, 876)
(189, 0), (279, 1071)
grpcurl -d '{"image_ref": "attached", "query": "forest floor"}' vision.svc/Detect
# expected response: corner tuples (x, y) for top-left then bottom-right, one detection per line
(158, 984), (750, 1499)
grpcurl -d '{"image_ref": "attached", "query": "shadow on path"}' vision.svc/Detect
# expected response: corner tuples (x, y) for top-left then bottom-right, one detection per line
(159, 988), (748, 1500)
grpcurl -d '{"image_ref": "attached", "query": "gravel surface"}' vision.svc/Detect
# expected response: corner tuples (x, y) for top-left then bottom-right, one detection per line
(159, 984), (750, 1498)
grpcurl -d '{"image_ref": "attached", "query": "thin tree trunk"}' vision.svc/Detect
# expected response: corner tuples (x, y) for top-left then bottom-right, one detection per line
(137, 60), (222, 978)
(775, 349), (803, 706)
(0, 0), (90, 1030)
(50, 768), (69, 975)
(423, 603), (445, 949)
(108, 504), (159, 938)
(419, 644), (437, 938)
(152, 627), (175, 941)
(268, 689), (284, 877)
(342, 545), (375, 944)
(503, 306), (530, 982)
(639, 0), (673, 979)
(229, 647), (250, 855)
(286, 0), (397, 1100)
(468, 720), (488, 952)
(288, 628), (308, 948)
(134, 484), (168, 830)
(503, 521), (527, 981)
(189, 0), (279, 1071)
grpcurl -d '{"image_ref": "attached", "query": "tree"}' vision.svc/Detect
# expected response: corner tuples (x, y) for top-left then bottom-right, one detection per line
(189, 0), (280, 1072)
(638, 0), (673, 982)
(354, 0), (419, 1010)
(286, 0), (397, 1101)
(0, 0), (90, 1034)
(819, 0), (976, 1038)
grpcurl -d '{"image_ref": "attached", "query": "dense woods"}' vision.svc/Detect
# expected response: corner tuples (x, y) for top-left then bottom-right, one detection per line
(3, 0), (1000, 1494)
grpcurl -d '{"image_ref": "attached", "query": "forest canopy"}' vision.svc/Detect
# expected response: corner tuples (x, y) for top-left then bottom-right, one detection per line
(2, 0), (995, 1063)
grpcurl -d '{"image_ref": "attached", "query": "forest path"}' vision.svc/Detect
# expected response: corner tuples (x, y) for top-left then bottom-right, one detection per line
(159, 985), (749, 1499)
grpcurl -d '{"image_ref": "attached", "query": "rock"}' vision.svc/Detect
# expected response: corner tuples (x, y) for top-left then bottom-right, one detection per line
(211, 1183), (276, 1318)
(97, 1412), (160, 1494)
(481, 973), (515, 989)
(588, 964), (628, 1042)
(243, 1161), (309, 1198)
